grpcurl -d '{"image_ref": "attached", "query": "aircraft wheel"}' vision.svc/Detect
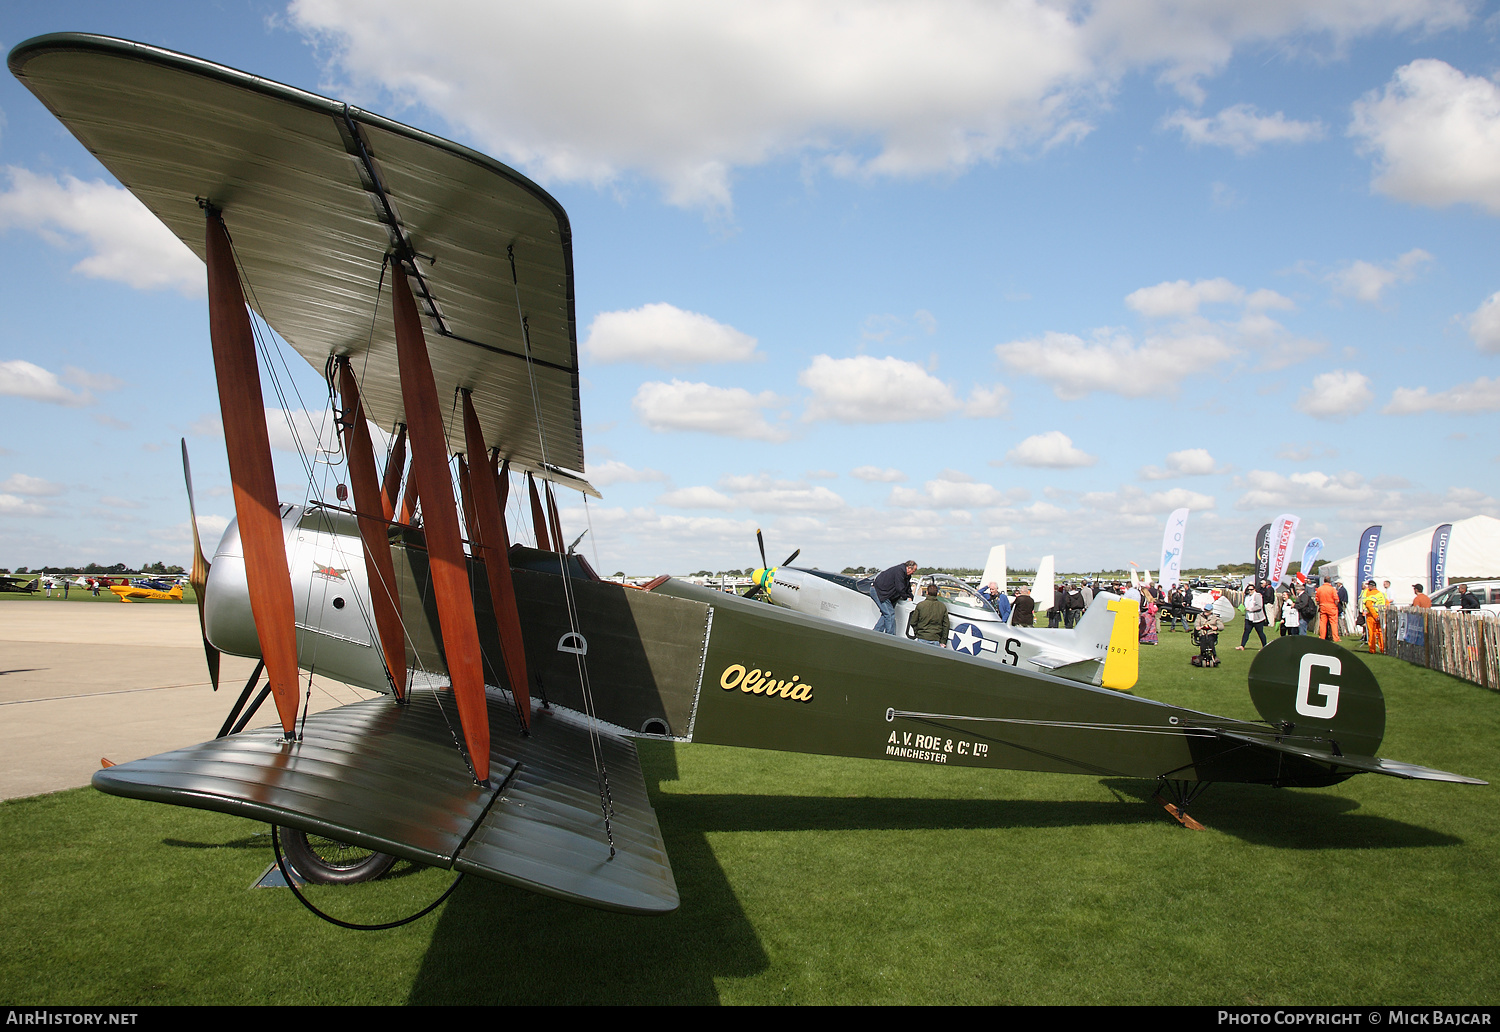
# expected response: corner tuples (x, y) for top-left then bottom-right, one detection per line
(277, 827), (397, 885)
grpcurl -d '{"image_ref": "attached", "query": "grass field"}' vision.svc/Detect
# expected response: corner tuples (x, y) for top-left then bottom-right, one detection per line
(1, 626), (1496, 1005)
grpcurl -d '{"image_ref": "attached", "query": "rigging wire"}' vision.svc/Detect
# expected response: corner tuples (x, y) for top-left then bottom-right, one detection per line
(508, 244), (615, 856)
(225, 226), (324, 491)
(221, 219), (336, 734)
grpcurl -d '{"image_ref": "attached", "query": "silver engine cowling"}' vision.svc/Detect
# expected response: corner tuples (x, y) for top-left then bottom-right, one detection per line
(204, 503), (395, 694)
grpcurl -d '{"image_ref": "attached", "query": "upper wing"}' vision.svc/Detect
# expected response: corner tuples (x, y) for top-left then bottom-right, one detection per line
(10, 33), (588, 485)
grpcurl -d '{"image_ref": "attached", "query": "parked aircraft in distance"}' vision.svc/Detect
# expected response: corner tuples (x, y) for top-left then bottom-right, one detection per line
(108, 579), (185, 602)
(746, 560), (1139, 691)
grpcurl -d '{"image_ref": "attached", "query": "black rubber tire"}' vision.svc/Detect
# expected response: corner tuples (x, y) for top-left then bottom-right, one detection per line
(277, 828), (398, 885)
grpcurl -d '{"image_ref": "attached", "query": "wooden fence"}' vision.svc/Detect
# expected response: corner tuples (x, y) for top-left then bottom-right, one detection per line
(1382, 606), (1500, 691)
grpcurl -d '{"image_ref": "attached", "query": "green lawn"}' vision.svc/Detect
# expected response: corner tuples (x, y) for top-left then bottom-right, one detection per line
(2, 627), (1495, 1005)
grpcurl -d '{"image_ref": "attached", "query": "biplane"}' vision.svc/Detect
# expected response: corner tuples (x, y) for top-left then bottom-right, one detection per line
(11, 33), (1483, 920)
(0, 574), (40, 594)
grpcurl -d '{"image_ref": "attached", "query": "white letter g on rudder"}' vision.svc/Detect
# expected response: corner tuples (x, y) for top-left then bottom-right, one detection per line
(1295, 654), (1341, 719)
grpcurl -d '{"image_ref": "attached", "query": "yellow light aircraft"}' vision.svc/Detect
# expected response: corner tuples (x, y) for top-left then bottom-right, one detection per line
(108, 580), (184, 602)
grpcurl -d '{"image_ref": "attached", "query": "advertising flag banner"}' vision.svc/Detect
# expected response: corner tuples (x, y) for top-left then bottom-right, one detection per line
(1267, 514), (1300, 586)
(1254, 523), (1272, 584)
(1357, 526), (1382, 590)
(1429, 524), (1452, 593)
(1159, 508), (1189, 587)
(1299, 537), (1325, 580)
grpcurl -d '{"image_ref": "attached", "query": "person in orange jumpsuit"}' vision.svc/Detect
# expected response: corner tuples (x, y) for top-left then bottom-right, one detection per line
(1361, 579), (1387, 653)
(1315, 578), (1341, 641)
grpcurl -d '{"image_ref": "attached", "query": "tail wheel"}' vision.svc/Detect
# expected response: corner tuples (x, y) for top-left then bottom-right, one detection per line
(277, 827), (397, 884)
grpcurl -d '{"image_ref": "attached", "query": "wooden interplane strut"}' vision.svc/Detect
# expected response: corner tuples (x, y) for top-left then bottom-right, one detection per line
(391, 262), (490, 782)
(398, 462), (419, 526)
(457, 455), (478, 546)
(545, 480), (564, 552)
(204, 212), (301, 736)
(335, 357), (407, 700)
(463, 391), (533, 730)
(494, 452), (510, 512)
(380, 424), (407, 522)
(527, 472), (551, 552)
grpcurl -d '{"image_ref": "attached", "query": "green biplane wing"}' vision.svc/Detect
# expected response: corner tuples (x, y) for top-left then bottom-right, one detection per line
(93, 693), (678, 914)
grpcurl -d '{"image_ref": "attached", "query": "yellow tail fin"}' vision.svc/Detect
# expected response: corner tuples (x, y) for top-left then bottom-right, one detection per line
(1101, 597), (1140, 691)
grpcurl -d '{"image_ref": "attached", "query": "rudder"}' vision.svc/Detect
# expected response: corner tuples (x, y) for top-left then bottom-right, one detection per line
(1247, 636), (1385, 757)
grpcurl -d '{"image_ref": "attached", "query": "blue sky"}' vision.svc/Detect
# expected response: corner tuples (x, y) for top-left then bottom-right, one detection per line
(1, 1), (1497, 576)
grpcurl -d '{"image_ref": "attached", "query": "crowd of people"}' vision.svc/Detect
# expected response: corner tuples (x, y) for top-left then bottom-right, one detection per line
(866, 558), (1482, 660)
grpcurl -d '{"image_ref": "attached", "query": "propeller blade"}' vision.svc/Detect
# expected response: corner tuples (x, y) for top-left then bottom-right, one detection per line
(756, 528), (768, 570)
(181, 439), (222, 691)
(780, 549), (800, 568)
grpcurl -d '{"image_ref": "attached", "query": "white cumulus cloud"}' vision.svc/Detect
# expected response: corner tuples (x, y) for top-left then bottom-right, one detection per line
(1125, 278), (1246, 318)
(0, 168), (202, 295)
(1349, 59), (1500, 214)
(657, 486), (737, 509)
(1382, 377), (1500, 415)
(891, 470), (1017, 510)
(1327, 248), (1433, 303)
(1235, 469), (1375, 510)
(0, 494), (48, 517)
(1296, 370), (1373, 420)
(995, 329), (1234, 400)
(1162, 104), (1324, 155)
(1006, 431), (1098, 468)
(1139, 448), (1223, 480)
(0, 474), (65, 497)
(1468, 292), (1500, 353)
(583, 302), (760, 365)
(735, 481), (846, 513)
(851, 465), (906, 483)
(0, 360), (92, 406)
(288, 0), (1469, 212)
(587, 459), (669, 486)
(632, 380), (788, 440)
(799, 355), (959, 423)
(1079, 485), (1215, 515)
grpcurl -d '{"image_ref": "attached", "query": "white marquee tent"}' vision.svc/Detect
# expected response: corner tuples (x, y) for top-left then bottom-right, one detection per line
(1319, 515), (1500, 605)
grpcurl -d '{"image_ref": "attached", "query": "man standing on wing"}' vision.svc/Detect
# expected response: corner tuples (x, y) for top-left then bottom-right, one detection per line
(910, 583), (951, 647)
(871, 560), (917, 635)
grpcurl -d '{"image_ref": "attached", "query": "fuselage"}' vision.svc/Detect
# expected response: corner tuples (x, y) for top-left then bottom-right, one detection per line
(201, 507), (1319, 785)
